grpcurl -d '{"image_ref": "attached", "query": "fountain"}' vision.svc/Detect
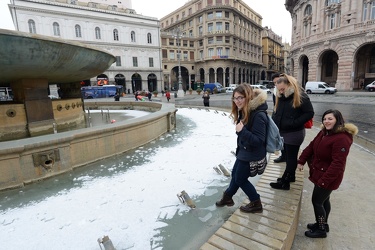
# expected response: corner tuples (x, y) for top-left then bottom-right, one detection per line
(0, 29), (177, 191)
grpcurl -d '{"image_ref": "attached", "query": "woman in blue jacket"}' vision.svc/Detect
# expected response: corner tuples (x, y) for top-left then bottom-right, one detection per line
(216, 84), (268, 213)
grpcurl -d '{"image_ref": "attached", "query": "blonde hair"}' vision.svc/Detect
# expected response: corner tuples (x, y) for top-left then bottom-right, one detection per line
(230, 83), (254, 125)
(274, 74), (303, 110)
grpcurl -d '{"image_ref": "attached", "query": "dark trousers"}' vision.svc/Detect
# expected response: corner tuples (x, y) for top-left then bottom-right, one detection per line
(226, 159), (260, 201)
(312, 185), (332, 223)
(284, 143), (300, 178)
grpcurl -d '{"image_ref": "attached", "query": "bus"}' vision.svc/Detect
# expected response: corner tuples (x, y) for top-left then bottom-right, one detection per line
(0, 87), (13, 101)
(81, 85), (123, 99)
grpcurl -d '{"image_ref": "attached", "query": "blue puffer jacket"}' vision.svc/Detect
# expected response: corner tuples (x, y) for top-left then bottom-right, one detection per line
(236, 90), (268, 162)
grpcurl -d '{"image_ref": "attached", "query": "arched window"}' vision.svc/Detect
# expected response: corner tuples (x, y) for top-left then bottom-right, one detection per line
(131, 31), (136, 42)
(113, 29), (119, 41)
(28, 19), (36, 34)
(147, 33), (152, 44)
(304, 5), (312, 16)
(75, 24), (82, 38)
(53, 22), (60, 36)
(95, 27), (101, 39)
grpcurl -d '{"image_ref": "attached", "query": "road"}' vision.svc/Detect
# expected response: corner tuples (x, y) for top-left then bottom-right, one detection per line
(174, 91), (375, 143)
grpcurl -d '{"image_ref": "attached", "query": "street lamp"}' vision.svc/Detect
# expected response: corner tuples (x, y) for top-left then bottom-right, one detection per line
(172, 27), (184, 97)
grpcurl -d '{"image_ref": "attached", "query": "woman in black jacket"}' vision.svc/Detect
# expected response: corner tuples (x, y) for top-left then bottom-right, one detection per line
(216, 84), (268, 213)
(270, 74), (314, 190)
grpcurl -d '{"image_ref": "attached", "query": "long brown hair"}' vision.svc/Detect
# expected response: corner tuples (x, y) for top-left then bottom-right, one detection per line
(274, 74), (303, 111)
(230, 83), (254, 125)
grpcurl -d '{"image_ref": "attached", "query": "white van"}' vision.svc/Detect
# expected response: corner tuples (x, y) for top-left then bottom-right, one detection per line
(305, 81), (337, 94)
(251, 85), (271, 94)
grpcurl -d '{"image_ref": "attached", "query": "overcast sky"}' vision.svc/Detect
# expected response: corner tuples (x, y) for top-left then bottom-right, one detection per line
(0, 0), (292, 43)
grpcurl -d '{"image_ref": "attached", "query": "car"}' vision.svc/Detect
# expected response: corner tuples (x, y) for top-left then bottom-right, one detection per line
(365, 81), (375, 92)
(305, 81), (337, 94)
(225, 86), (235, 93)
(250, 85), (272, 94)
(48, 94), (59, 99)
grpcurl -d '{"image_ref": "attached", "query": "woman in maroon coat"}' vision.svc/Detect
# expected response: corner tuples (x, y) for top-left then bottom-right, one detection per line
(297, 109), (358, 238)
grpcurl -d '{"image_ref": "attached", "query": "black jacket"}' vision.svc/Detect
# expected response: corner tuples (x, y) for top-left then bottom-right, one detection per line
(236, 90), (268, 162)
(272, 90), (314, 133)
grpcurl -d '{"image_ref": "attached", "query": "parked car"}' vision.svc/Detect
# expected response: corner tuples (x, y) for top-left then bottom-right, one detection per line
(365, 81), (375, 92)
(251, 85), (272, 94)
(305, 81), (337, 94)
(203, 82), (223, 94)
(225, 86), (235, 93)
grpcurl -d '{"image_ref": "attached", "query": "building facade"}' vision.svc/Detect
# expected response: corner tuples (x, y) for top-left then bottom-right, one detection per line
(8, 0), (163, 92)
(285, 0), (375, 90)
(159, 0), (264, 90)
(261, 27), (284, 80)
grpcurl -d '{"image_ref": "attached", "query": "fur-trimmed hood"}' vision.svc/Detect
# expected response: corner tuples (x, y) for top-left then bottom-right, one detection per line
(320, 123), (358, 136)
(249, 89), (268, 111)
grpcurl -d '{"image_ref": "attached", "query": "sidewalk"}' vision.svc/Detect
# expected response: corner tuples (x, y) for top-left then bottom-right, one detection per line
(292, 127), (375, 249)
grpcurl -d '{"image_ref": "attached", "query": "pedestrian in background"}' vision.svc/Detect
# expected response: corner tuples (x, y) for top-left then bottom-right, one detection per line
(297, 109), (358, 238)
(270, 73), (314, 190)
(165, 91), (171, 102)
(202, 91), (210, 107)
(216, 84), (268, 213)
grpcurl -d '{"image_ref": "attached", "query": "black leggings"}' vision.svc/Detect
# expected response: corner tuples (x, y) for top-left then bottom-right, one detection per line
(312, 184), (332, 223)
(284, 144), (300, 177)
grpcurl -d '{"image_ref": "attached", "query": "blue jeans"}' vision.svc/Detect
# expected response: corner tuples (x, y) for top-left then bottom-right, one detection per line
(225, 159), (260, 201)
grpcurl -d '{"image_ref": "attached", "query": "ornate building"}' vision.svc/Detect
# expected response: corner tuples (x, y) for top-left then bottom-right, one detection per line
(159, 0), (264, 90)
(261, 27), (284, 80)
(8, 0), (162, 92)
(285, 0), (375, 90)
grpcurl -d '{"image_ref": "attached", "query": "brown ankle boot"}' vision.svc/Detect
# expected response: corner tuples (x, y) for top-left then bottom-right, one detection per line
(240, 199), (263, 213)
(215, 192), (234, 207)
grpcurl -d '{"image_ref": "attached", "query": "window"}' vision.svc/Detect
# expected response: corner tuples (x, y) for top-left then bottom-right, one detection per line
(198, 16), (203, 23)
(132, 57), (138, 67)
(162, 49), (167, 58)
(216, 0), (222, 4)
(199, 39), (203, 46)
(208, 23), (213, 32)
(199, 50), (203, 59)
(225, 36), (230, 43)
(149, 57), (154, 67)
(182, 11), (185, 18)
(188, 8), (192, 15)
(190, 51), (194, 60)
(190, 41), (194, 47)
(113, 29), (119, 41)
(208, 37), (214, 44)
(189, 30), (193, 37)
(363, 2), (368, 21)
(225, 47), (230, 56)
(217, 47), (222, 56)
(225, 22), (230, 31)
(216, 36), (223, 43)
(216, 22), (223, 31)
(225, 11), (230, 18)
(207, 0), (213, 6)
(372, 1), (375, 19)
(305, 5), (312, 16)
(198, 26), (203, 35)
(329, 13), (336, 29)
(189, 20), (193, 27)
(326, 0), (340, 6)
(95, 27), (101, 39)
(75, 24), (81, 37)
(116, 56), (121, 66)
(147, 33), (152, 43)
(216, 11), (222, 18)
(169, 39), (174, 46)
(53, 22), (60, 36)
(169, 50), (175, 59)
(131, 31), (136, 42)
(208, 48), (214, 57)
(183, 51), (188, 60)
(208, 12), (213, 19)
(28, 19), (36, 33)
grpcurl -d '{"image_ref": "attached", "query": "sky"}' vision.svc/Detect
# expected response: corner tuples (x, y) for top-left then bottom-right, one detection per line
(0, 0), (292, 43)
(0, 108), (260, 249)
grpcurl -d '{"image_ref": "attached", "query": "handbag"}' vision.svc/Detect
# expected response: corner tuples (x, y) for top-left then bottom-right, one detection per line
(249, 157), (267, 177)
(304, 118), (313, 129)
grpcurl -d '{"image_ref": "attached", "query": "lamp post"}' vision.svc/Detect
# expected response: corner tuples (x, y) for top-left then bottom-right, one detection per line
(172, 27), (184, 97)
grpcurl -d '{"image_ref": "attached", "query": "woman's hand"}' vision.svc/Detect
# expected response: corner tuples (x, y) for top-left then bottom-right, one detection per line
(236, 121), (244, 133)
(297, 164), (304, 171)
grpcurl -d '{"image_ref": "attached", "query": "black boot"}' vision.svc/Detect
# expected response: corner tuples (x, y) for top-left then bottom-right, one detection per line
(305, 215), (327, 238)
(216, 192), (234, 207)
(240, 199), (263, 213)
(270, 173), (291, 190)
(277, 171), (295, 182)
(307, 223), (330, 232)
(273, 155), (286, 163)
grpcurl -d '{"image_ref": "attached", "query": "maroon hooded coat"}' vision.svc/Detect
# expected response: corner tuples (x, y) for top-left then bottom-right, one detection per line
(298, 123), (358, 190)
